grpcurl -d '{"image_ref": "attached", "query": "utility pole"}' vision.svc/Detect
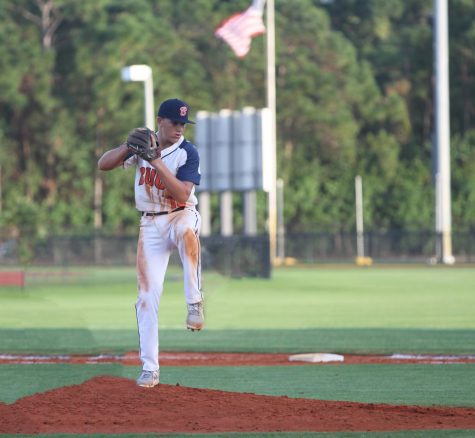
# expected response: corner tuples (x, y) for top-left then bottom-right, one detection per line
(265, 0), (277, 266)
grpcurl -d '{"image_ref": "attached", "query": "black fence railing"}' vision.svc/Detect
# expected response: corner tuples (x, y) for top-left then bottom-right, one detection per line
(0, 231), (473, 278)
(285, 231), (474, 263)
(0, 234), (272, 278)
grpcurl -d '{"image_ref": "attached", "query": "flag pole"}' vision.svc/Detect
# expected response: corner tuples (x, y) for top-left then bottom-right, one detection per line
(265, 0), (277, 267)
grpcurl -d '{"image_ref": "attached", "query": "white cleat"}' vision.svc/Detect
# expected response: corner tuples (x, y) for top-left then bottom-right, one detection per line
(136, 370), (159, 387)
(186, 302), (204, 331)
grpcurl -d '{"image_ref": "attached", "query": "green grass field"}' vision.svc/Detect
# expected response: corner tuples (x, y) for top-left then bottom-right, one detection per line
(0, 265), (474, 437)
(1, 265), (474, 330)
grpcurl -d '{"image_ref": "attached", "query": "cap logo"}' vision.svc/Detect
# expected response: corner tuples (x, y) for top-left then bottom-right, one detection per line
(179, 106), (188, 117)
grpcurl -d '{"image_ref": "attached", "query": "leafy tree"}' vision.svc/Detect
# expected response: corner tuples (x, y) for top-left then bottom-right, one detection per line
(451, 130), (475, 230)
(449, 0), (475, 135)
(0, 0), (473, 243)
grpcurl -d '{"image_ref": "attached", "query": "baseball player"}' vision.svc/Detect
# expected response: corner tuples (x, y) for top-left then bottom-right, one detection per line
(98, 98), (204, 388)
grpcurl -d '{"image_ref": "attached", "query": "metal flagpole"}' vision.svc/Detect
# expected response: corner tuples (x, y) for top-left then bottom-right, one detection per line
(265, 0), (277, 267)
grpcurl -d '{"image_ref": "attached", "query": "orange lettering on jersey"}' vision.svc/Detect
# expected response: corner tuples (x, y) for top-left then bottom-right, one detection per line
(145, 168), (156, 186)
(155, 175), (165, 190)
(138, 166), (166, 190)
(138, 167), (146, 185)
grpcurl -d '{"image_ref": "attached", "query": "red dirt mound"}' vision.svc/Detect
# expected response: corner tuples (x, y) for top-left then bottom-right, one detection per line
(1, 376), (475, 434)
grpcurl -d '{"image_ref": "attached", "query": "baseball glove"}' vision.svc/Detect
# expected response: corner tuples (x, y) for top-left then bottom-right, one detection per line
(126, 127), (160, 162)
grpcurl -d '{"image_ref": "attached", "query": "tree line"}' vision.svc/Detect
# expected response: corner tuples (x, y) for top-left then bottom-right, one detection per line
(0, 0), (473, 244)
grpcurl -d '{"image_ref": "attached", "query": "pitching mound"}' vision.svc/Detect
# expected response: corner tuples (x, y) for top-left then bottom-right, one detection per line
(1, 376), (475, 434)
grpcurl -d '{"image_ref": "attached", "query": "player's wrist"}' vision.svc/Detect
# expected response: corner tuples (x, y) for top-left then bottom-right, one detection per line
(149, 156), (163, 167)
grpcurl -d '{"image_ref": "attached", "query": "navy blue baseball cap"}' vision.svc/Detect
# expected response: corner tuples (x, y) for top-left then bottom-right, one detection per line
(157, 98), (195, 124)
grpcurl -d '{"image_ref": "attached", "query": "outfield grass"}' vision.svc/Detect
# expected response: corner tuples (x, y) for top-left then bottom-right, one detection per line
(1, 265), (474, 355)
(0, 266), (474, 330)
(1, 327), (474, 355)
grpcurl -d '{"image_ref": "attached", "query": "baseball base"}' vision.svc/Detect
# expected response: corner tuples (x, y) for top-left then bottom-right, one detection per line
(288, 353), (344, 363)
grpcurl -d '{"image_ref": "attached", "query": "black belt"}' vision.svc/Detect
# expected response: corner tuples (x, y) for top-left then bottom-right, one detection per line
(141, 207), (185, 217)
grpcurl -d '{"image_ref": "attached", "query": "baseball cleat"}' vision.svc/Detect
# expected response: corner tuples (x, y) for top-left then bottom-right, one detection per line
(136, 370), (159, 387)
(186, 301), (204, 331)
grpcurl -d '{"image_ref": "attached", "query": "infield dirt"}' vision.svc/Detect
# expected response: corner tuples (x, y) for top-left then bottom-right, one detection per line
(1, 374), (475, 434)
(2, 352), (475, 434)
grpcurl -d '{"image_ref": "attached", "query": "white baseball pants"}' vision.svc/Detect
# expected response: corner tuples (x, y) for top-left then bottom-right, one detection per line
(135, 207), (202, 371)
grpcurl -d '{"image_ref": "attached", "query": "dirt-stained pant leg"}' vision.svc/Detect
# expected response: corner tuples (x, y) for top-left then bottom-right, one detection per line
(171, 208), (203, 304)
(135, 216), (171, 372)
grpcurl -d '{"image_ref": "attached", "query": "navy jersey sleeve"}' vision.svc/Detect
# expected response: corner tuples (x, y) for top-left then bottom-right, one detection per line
(176, 141), (201, 185)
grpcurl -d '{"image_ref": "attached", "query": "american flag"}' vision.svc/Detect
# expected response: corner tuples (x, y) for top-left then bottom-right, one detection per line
(215, 0), (266, 58)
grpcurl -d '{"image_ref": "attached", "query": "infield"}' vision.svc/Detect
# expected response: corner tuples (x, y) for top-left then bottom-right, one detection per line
(1, 266), (474, 436)
(2, 375), (475, 434)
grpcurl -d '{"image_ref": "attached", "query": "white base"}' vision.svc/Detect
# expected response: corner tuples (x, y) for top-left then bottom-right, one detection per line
(288, 353), (344, 363)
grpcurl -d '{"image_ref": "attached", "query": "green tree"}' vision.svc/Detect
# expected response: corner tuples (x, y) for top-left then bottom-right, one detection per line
(0, 0), (473, 239)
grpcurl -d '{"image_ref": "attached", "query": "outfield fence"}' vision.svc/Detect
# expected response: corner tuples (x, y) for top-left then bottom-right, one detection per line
(0, 231), (473, 278)
(0, 234), (271, 278)
(285, 231), (474, 264)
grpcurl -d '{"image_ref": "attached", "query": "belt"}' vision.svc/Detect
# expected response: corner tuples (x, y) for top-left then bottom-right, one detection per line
(141, 207), (185, 217)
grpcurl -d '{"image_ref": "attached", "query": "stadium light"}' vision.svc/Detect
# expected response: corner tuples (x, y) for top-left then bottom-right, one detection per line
(121, 64), (155, 130)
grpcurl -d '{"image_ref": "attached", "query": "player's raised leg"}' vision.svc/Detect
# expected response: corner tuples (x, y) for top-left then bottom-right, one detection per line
(172, 209), (204, 331)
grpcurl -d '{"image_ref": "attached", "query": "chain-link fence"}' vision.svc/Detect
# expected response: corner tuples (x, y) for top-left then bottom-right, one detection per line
(0, 234), (272, 278)
(285, 231), (474, 263)
(0, 231), (473, 278)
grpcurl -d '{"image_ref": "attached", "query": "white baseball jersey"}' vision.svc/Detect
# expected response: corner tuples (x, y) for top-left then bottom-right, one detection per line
(123, 135), (201, 212)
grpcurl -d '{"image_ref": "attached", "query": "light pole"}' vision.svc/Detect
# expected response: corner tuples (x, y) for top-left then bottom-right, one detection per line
(121, 64), (155, 130)
(433, 0), (454, 264)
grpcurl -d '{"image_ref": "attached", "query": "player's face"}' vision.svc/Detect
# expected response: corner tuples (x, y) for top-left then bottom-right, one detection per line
(157, 117), (186, 148)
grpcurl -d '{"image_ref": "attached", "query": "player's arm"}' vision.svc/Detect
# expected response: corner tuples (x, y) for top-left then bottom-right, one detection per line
(149, 158), (194, 203)
(97, 143), (130, 171)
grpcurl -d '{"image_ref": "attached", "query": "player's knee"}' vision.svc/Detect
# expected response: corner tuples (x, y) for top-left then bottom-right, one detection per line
(182, 228), (199, 259)
(136, 292), (160, 312)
